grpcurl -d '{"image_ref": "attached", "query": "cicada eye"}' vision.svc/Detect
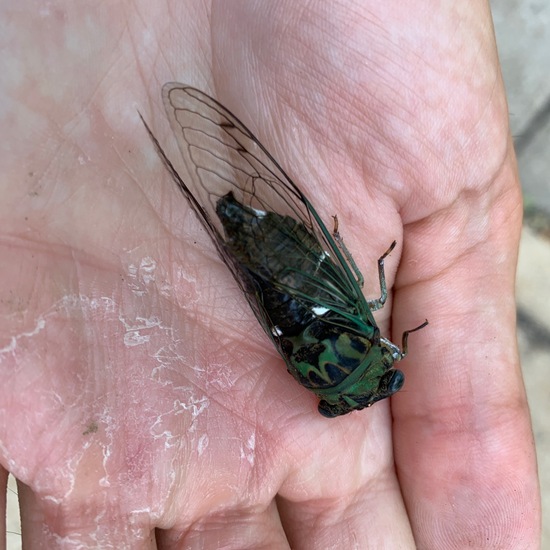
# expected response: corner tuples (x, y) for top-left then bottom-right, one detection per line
(381, 369), (405, 396)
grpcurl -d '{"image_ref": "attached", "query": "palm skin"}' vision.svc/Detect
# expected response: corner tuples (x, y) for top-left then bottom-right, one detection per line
(0, 1), (540, 548)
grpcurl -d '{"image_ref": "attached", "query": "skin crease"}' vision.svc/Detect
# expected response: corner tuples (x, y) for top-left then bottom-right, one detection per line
(0, 0), (541, 548)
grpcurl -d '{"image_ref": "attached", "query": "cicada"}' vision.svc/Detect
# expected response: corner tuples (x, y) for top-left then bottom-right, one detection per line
(140, 83), (427, 417)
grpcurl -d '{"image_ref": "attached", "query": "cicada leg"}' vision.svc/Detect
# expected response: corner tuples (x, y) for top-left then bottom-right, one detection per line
(380, 319), (428, 361)
(367, 240), (397, 311)
(331, 217), (398, 312)
(331, 215), (364, 288)
(399, 319), (429, 358)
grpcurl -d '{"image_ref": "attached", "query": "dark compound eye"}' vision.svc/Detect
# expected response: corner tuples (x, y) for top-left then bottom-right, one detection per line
(381, 369), (405, 396)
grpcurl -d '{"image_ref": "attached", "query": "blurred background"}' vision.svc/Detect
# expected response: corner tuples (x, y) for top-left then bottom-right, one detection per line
(493, 0), (550, 545)
(5, 1), (550, 547)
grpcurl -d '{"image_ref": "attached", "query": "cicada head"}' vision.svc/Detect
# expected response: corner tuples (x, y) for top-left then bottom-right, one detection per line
(314, 344), (405, 418)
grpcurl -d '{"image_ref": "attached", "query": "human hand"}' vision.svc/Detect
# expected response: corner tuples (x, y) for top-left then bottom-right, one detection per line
(0, 1), (540, 548)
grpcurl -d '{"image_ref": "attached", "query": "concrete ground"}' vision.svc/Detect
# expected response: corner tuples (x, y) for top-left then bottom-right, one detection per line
(5, 1), (550, 548)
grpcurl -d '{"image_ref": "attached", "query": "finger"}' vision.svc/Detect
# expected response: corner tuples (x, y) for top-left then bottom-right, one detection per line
(392, 179), (539, 545)
(17, 481), (158, 549)
(157, 500), (289, 549)
(277, 470), (415, 548)
(276, 409), (416, 549)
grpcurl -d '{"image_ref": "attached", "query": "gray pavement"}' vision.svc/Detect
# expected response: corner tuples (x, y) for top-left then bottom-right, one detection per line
(493, 0), (550, 215)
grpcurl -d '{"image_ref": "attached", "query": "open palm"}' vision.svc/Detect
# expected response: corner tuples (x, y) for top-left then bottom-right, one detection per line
(0, 1), (539, 548)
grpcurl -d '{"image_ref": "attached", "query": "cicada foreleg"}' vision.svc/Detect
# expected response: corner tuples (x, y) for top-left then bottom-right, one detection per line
(381, 319), (429, 361)
(399, 319), (429, 358)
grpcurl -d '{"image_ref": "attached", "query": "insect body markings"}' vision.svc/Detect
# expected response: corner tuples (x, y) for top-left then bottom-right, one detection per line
(140, 83), (427, 417)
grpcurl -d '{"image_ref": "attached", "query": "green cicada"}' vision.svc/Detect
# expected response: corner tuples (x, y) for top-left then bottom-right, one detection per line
(141, 84), (427, 417)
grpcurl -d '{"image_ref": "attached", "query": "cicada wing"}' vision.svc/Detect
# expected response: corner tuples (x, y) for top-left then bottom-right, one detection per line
(162, 84), (308, 230)
(160, 83), (371, 321)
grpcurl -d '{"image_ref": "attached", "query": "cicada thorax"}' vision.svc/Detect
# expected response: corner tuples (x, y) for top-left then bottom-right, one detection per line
(280, 310), (406, 417)
(282, 312), (382, 389)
